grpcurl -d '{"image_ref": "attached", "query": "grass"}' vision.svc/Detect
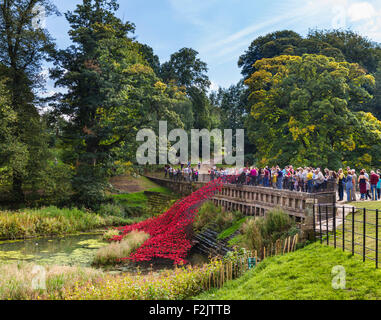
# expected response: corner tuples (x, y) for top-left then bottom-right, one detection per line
(324, 201), (381, 264)
(194, 243), (381, 300)
(0, 262), (103, 300)
(93, 231), (149, 266)
(112, 187), (174, 208)
(0, 206), (128, 240)
(217, 218), (247, 240)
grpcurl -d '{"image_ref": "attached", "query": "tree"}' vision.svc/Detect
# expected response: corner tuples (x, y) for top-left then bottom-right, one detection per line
(138, 43), (160, 75)
(245, 54), (376, 168)
(0, 0), (58, 200)
(160, 48), (212, 130)
(308, 29), (381, 74)
(160, 48), (210, 91)
(50, 0), (185, 207)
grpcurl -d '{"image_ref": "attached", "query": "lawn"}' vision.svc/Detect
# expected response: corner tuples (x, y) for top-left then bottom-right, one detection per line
(194, 243), (381, 300)
(323, 201), (381, 264)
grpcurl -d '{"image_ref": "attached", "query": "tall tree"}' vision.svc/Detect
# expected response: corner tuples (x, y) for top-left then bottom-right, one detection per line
(0, 0), (58, 200)
(50, 0), (185, 207)
(160, 48), (212, 129)
(160, 48), (210, 91)
(245, 54), (376, 168)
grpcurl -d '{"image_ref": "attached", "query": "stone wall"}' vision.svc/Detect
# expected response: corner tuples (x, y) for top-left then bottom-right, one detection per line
(144, 175), (336, 223)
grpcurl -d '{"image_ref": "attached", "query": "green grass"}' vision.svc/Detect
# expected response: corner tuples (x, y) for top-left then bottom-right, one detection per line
(194, 243), (381, 300)
(217, 217), (247, 240)
(327, 201), (381, 262)
(0, 206), (128, 240)
(112, 186), (174, 208)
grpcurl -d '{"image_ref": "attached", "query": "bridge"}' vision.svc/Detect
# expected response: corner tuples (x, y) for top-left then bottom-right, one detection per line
(144, 174), (336, 223)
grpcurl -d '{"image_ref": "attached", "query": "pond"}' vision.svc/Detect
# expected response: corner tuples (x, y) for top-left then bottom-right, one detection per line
(0, 233), (108, 267)
(0, 233), (209, 270)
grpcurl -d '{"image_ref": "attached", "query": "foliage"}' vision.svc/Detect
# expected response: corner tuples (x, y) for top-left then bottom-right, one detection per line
(56, 251), (249, 300)
(93, 230), (149, 265)
(217, 217), (247, 240)
(245, 54), (377, 168)
(238, 29), (381, 79)
(239, 208), (296, 251)
(0, 263), (102, 300)
(0, 206), (127, 240)
(0, 0), (58, 200)
(195, 243), (381, 300)
(193, 201), (221, 232)
(49, 0), (186, 207)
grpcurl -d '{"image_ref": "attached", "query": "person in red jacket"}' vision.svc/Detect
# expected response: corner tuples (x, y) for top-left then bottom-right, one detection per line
(370, 171), (380, 201)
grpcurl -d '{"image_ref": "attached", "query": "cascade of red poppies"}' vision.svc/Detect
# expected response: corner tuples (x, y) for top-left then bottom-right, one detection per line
(111, 178), (223, 265)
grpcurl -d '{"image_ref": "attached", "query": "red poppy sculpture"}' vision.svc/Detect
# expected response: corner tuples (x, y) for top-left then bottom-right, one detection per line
(111, 179), (223, 265)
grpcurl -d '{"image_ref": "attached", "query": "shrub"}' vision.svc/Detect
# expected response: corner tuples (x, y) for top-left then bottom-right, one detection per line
(240, 208), (296, 251)
(98, 203), (126, 218)
(193, 201), (221, 232)
(93, 231), (149, 266)
(102, 228), (120, 240)
(0, 206), (128, 239)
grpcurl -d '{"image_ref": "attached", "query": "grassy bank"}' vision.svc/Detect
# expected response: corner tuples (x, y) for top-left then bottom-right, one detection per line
(326, 201), (381, 262)
(0, 263), (103, 300)
(195, 243), (381, 300)
(0, 206), (129, 240)
(0, 252), (247, 300)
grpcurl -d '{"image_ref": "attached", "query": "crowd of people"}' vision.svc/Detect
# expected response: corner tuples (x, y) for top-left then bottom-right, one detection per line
(164, 163), (381, 202)
(164, 162), (201, 182)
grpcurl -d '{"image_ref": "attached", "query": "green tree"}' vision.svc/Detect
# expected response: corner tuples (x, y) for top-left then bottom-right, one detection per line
(0, 0), (57, 200)
(245, 54), (376, 168)
(50, 0), (185, 207)
(160, 48), (210, 91)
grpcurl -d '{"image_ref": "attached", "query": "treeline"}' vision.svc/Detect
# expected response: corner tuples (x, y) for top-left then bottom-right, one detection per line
(1, 0), (381, 208)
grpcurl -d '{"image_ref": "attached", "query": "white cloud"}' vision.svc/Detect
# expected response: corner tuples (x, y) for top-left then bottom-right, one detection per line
(347, 2), (376, 22)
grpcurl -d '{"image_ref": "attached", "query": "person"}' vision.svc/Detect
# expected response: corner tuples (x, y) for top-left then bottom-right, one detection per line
(358, 170), (368, 201)
(306, 169), (313, 193)
(366, 179), (372, 200)
(370, 170), (379, 201)
(337, 169), (345, 201)
(250, 167), (257, 186)
(376, 170), (381, 200)
(315, 169), (325, 192)
(198, 161), (201, 170)
(351, 170), (357, 201)
(345, 171), (354, 202)
(264, 167), (270, 187)
(277, 168), (283, 189)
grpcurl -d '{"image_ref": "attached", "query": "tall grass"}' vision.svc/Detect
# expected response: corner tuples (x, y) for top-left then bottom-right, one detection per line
(0, 206), (127, 240)
(93, 231), (150, 266)
(240, 208), (297, 251)
(0, 263), (102, 300)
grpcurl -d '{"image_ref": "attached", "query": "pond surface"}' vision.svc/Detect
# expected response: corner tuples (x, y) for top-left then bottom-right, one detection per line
(0, 234), (209, 270)
(0, 233), (108, 267)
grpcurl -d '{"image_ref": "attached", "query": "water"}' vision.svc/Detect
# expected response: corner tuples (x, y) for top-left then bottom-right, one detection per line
(0, 233), (108, 267)
(0, 234), (209, 269)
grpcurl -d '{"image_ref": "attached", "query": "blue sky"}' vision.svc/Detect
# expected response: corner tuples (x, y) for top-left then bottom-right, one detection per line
(42, 0), (381, 95)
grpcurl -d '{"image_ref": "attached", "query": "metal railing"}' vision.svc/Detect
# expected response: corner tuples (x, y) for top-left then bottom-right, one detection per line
(313, 203), (380, 268)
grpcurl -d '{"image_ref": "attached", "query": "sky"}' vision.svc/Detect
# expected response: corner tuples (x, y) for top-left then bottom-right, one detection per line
(42, 0), (381, 95)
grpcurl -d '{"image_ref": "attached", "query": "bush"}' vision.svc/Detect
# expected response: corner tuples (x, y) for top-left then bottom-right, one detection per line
(102, 228), (120, 241)
(0, 206), (128, 239)
(240, 208), (296, 251)
(193, 201), (221, 232)
(98, 203), (126, 218)
(93, 231), (149, 266)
